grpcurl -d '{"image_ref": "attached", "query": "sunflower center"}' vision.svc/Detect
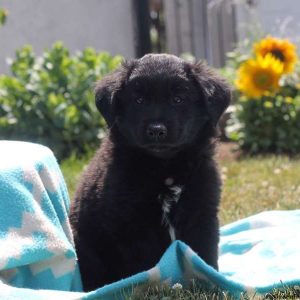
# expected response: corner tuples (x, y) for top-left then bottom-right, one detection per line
(254, 72), (272, 89)
(270, 49), (285, 62)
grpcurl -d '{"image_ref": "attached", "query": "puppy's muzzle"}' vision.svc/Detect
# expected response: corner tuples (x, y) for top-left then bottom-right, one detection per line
(146, 123), (167, 141)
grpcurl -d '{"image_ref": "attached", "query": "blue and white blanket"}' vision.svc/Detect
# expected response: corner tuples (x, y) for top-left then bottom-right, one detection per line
(0, 141), (299, 299)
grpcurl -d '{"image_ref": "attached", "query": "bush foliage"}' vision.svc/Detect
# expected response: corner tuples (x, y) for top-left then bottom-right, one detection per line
(231, 95), (300, 154)
(0, 42), (122, 159)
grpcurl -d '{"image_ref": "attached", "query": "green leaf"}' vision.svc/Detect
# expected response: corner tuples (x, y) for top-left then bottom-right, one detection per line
(0, 8), (7, 26)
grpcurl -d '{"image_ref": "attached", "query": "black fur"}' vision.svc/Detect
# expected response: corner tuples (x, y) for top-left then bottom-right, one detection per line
(70, 54), (231, 291)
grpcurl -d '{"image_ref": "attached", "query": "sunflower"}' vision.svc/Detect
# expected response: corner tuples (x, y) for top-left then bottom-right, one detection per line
(254, 36), (297, 73)
(235, 54), (283, 98)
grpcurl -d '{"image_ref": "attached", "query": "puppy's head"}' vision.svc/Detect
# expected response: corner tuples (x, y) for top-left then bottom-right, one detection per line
(95, 54), (230, 158)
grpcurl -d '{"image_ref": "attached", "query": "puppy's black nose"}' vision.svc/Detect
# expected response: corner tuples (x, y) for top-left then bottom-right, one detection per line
(146, 123), (167, 140)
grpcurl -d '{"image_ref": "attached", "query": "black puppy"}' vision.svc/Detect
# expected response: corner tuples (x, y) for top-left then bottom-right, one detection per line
(70, 54), (230, 291)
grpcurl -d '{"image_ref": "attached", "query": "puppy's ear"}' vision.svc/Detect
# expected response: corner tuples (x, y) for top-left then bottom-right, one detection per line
(186, 61), (231, 126)
(95, 60), (136, 127)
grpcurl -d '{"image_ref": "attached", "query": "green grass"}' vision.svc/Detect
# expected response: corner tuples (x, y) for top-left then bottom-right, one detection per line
(61, 150), (300, 224)
(60, 152), (93, 200)
(126, 283), (249, 300)
(125, 282), (248, 300)
(60, 148), (300, 299)
(220, 154), (300, 225)
(125, 283), (300, 300)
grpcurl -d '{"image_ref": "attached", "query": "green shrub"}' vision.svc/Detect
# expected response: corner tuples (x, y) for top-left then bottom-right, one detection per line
(229, 95), (300, 154)
(0, 42), (122, 159)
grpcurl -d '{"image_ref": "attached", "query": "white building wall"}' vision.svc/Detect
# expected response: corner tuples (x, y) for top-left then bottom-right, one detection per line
(236, 0), (300, 44)
(0, 0), (135, 73)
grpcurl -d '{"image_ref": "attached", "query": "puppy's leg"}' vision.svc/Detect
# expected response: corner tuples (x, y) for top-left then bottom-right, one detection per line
(75, 239), (107, 291)
(75, 235), (123, 291)
(174, 166), (221, 270)
(177, 213), (219, 270)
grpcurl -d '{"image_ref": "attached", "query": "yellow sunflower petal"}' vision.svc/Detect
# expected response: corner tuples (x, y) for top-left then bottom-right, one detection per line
(254, 36), (298, 74)
(235, 54), (283, 98)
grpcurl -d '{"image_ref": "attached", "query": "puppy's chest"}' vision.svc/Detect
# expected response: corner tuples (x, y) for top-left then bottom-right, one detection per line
(157, 177), (184, 242)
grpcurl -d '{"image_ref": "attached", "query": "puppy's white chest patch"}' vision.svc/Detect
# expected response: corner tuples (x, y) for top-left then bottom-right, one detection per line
(159, 177), (183, 242)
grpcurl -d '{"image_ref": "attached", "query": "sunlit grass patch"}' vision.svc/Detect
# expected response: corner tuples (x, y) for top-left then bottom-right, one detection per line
(60, 151), (93, 199)
(220, 154), (300, 225)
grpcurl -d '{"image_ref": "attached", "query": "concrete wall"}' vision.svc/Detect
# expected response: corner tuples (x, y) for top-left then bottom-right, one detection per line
(256, 0), (300, 39)
(0, 0), (136, 73)
(236, 0), (300, 44)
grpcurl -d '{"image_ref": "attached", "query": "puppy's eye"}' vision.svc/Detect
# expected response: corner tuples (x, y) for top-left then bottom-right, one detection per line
(172, 96), (183, 104)
(135, 97), (144, 104)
